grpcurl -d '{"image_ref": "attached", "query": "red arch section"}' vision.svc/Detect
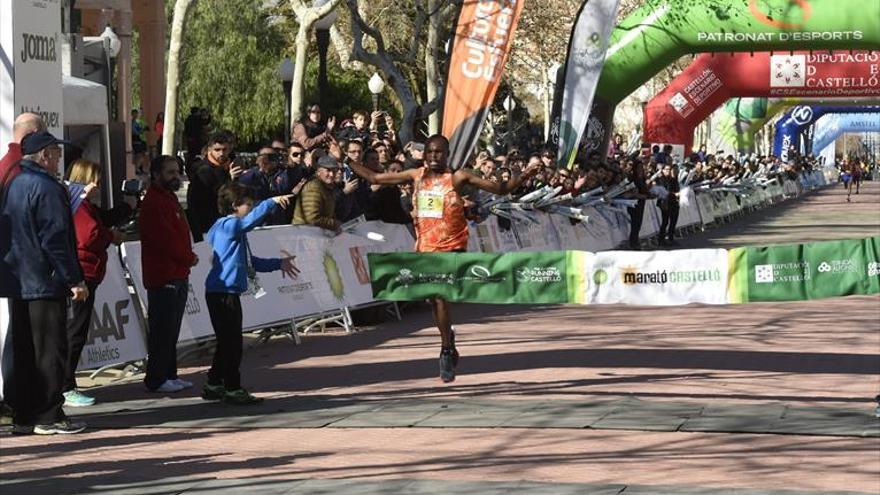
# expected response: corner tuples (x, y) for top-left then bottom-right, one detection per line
(644, 51), (880, 155)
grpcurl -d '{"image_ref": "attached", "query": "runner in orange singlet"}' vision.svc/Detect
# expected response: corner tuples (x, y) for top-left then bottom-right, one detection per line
(348, 135), (539, 382)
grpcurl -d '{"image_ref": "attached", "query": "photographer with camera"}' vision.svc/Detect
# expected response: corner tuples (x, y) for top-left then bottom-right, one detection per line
(63, 159), (137, 407)
(187, 131), (240, 241)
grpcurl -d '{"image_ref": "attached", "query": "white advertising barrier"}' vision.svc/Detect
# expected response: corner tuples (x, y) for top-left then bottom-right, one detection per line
(513, 212), (561, 252)
(677, 187), (701, 228)
(695, 193), (715, 225)
(585, 249), (730, 306)
(122, 222), (414, 344)
(639, 200), (661, 240)
(75, 254), (147, 370)
(121, 241), (216, 341)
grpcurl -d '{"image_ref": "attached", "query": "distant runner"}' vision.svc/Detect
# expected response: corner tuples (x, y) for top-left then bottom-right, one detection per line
(347, 135), (539, 382)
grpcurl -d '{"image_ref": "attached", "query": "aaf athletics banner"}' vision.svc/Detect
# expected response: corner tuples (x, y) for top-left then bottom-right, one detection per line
(370, 237), (880, 306)
(443, 0), (525, 168)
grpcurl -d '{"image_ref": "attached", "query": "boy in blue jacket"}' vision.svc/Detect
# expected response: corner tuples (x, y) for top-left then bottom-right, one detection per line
(203, 183), (299, 404)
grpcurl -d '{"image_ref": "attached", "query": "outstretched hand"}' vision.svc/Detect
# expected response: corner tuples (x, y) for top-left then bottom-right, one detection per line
(522, 161), (542, 179)
(291, 178), (307, 196)
(279, 249), (300, 279)
(273, 194), (295, 209)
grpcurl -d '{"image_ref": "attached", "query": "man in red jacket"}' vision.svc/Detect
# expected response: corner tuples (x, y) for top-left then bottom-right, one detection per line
(140, 155), (198, 393)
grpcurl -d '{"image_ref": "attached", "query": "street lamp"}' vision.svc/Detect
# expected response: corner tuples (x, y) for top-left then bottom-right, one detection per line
(100, 25), (121, 121)
(545, 62), (561, 140)
(313, 0), (338, 110)
(368, 72), (385, 112)
(278, 58), (294, 146)
(503, 94), (516, 151)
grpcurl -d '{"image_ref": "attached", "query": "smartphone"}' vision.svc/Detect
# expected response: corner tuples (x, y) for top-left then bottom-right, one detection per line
(121, 178), (143, 195)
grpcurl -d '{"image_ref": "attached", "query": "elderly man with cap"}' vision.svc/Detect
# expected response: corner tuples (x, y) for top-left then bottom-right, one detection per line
(0, 113), (45, 422)
(0, 131), (89, 435)
(292, 155), (341, 232)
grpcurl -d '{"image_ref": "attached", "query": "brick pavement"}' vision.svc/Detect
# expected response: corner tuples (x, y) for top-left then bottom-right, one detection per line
(1, 181), (879, 495)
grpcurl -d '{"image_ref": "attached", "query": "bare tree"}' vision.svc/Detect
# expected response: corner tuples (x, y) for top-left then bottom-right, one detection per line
(162, 0), (195, 155)
(343, 0), (449, 144)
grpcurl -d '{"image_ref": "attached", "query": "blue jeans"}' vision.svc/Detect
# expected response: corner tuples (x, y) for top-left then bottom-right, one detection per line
(144, 280), (188, 390)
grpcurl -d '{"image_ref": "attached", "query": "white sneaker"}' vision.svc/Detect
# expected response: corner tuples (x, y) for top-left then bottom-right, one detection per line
(172, 378), (193, 390)
(150, 380), (185, 393)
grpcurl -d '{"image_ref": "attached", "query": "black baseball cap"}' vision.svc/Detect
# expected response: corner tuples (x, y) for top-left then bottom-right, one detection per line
(21, 131), (72, 155)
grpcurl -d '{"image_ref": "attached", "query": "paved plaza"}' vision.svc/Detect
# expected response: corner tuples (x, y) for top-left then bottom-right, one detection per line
(1, 182), (879, 494)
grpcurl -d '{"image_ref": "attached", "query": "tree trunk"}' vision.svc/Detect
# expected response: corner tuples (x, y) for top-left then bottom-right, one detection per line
(288, 0), (344, 132)
(162, 0), (194, 156)
(290, 24), (310, 128)
(424, 0), (441, 135)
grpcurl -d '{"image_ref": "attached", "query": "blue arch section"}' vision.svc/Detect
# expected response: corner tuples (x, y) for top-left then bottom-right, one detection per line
(773, 106), (880, 161)
(811, 113), (880, 155)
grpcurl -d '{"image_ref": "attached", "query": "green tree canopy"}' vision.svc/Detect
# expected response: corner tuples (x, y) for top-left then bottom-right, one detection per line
(170, 0), (287, 147)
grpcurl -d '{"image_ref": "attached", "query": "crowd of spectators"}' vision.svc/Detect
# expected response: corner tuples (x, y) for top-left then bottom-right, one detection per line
(180, 104), (874, 250)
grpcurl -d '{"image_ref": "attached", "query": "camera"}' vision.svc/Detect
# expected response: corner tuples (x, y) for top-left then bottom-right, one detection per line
(121, 178), (145, 196)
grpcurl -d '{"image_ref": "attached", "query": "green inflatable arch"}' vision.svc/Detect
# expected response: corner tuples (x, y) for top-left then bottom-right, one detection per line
(587, 0), (880, 154)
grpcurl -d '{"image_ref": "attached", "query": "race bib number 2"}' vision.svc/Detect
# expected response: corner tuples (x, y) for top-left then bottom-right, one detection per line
(417, 190), (445, 218)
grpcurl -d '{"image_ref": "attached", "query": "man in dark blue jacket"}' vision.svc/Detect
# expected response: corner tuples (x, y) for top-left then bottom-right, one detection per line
(0, 131), (89, 435)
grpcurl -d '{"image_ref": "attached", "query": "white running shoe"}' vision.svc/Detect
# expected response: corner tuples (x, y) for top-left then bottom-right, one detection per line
(172, 378), (194, 390)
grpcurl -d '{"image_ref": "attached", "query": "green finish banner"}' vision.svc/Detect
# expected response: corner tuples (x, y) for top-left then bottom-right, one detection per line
(370, 236), (880, 306)
(368, 251), (586, 305)
(728, 237), (880, 303)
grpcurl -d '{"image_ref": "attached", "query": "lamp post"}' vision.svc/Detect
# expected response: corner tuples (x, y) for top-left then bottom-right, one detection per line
(313, 0), (338, 110)
(503, 94), (516, 152)
(100, 25), (121, 121)
(368, 73), (385, 112)
(278, 58), (294, 146)
(636, 85), (652, 146)
(545, 62), (561, 141)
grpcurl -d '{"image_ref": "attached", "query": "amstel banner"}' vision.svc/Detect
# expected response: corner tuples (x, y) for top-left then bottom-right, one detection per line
(371, 237), (880, 306)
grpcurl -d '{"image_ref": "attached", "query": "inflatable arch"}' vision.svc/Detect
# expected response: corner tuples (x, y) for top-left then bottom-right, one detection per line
(710, 97), (876, 155)
(811, 112), (880, 154)
(584, 0), (880, 155)
(710, 97), (880, 155)
(774, 105), (880, 160)
(643, 50), (880, 156)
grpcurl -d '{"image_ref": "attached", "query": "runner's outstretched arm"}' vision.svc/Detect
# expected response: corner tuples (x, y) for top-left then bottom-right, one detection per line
(455, 161), (541, 195)
(348, 161), (418, 186)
